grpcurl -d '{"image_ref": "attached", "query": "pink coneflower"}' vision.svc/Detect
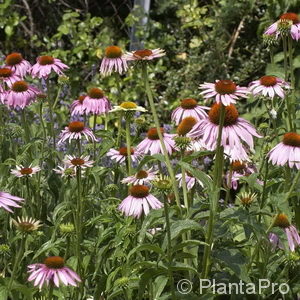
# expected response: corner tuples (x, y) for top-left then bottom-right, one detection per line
(171, 98), (208, 125)
(82, 88), (111, 115)
(199, 80), (249, 106)
(249, 75), (290, 99)
(5, 52), (31, 77)
(124, 49), (165, 61)
(100, 46), (128, 76)
(188, 103), (261, 160)
(118, 185), (163, 218)
(57, 121), (97, 144)
(271, 213), (300, 251)
(0, 67), (20, 87)
(121, 168), (158, 185)
(5, 80), (40, 109)
(63, 155), (94, 169)
(28, 256), (81, 289)
(176, 173), (203, 190)
(0, 191), (24, 213)
(264, 13), (300, 41)
(11, 165), (41, 177)
(226, 160), (260, 190)
(268, 132), (300, 169)
(30, 55), (69, 78)
(70, 95), (87, 116)
(137, 128), (176, 155)
(53, 165), (78, 178)
(107, 147), (141, 164)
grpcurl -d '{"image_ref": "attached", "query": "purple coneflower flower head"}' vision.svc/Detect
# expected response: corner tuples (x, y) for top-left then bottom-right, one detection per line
(100, 46), (128, 76)
(226, 160), (260, 190)
(70, 95), (87, 116)
(0, 67), (20, 87)
(107, 147), (141, 164)
(171, 98), (208, 125)
(121, 167), (158, 185)
(249, 75), (290, 99)
(5, 80), (40, 109)
(12, 216), (42, 233)
(137, 127), (176, 155)
(110, 101), (146, 113)
(63, 155), (94, 169)
(30, 55), (69, 79)
(5, 52), (31, 77)
(57, 121), (97, 144)
(124, 48), (165, 61)
(188, 103), (261, 161)
(264, 13), (300, 41)
(53, 165), (80, 178)
(268, 132), (300, 169)
(200, 80), (249, 106)
(82, 88), (111, 115)
(11, 165), (41, 178)
(272, 213), (300, 251)
(118, 185), (163, 218)
(176, 173), (203, 190)
(0, 191), (24, 213)
(28, 256), (81, 289)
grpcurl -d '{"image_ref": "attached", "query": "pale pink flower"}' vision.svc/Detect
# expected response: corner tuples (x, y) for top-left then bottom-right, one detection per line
(0, 67), (20, 87)
(249, 75), (289, 99)
(176, 173), (203, 190)
(118, 185), (163, 218)
(272, 214), (300, 252)
(31, 55), (69, 78)
(188, 103), (261, 161)
(199, 80), (249, 106)
(225, 161), (261, 190)
(5, 80), (40, 109)
(100, 46), (128, 76)
(268, 132), (300, 169)
(264, 13), (300, 41)
(63, 155), (94, 169)
(11, 165), (41, 177)
(82, 88), (111, 115)
(107, 147), (141, 164)
(58, 121), (97, 144)
(171, 98), (208, 125)
(124, 48), (165, 61)
(0, 191), (24, 213)
(70, 95), (87, 116)
(137, 128), (176, 155)
(28, 256), (81, 289)
(121, 167), (158, 185)
(5, 52), (31, 77)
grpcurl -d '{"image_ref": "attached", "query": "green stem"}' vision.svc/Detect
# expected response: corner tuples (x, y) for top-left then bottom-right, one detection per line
(163, 194), (176, 299)
(52, 85), (62, 111)
(282, 36), (293, 131)
(288, 36), (296, 131)
(142, 64), (181, 212)
(75, 140), (83, 295)
(21, 110), (30, 144)
(125, 117), (132, 175)
(201, 103), (225, 279)
(116, 114), (123, 148)
(93, 113), (97, 160)
(47, 80), (56, 150)
(48, 284), (54, 299)
(8, 234), (25, 293)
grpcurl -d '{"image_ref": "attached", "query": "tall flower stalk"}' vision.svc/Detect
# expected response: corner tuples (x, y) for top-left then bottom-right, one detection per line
(201, 104), (226, 278)
(125, 116), (132, 175)
(141, 63), (181, 210)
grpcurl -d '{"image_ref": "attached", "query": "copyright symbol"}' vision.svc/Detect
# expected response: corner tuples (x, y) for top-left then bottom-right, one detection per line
(177, 279), (192, 294)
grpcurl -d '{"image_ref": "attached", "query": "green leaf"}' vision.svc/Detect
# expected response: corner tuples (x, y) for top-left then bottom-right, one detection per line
(127, 244), (165, 260)
(214, 248), (251, 282)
